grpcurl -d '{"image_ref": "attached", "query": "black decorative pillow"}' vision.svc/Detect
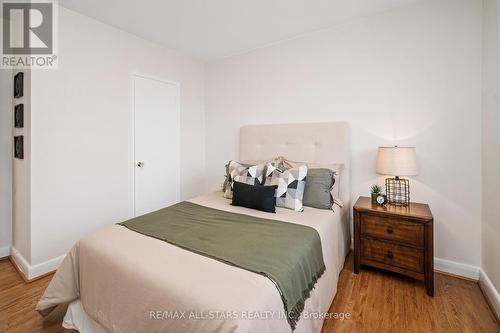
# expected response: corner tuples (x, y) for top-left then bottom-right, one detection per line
(231, 181), (278, 213)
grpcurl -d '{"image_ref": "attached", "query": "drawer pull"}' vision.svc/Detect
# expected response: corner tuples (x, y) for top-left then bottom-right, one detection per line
(386, 226), (394, 234)
(387, 251), (394, 259)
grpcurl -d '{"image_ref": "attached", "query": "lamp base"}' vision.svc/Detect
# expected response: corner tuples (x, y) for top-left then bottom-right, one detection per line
(385, 176), (410, 206)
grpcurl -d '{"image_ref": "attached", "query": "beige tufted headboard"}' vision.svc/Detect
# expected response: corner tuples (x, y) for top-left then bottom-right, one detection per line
(239, 122), (352, 213)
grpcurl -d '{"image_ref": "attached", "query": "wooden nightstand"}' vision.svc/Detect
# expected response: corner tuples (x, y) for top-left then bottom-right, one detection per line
(353, 196), (434, 296)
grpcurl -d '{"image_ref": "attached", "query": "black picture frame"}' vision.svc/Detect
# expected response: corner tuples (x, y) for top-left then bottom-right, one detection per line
(14, 72), (24, 98)
(14, 136), (24, 159)
(14, 104), (24, 128)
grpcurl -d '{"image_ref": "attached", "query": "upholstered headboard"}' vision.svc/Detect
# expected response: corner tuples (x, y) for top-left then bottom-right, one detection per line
(239, 122), (351, 211)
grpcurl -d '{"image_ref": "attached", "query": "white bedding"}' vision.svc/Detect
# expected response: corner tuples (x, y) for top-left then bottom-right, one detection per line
(61, 191), (350, 333)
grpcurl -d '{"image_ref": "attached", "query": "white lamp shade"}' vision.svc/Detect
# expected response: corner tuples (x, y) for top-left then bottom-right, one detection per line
(376, 146), (418, 176)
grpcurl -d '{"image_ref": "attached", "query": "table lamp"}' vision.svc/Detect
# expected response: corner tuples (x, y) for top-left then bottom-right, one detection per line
(376, 146), (418, 206)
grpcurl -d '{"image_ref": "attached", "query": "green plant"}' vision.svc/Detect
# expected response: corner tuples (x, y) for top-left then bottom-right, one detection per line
(370, 184), (382, 194)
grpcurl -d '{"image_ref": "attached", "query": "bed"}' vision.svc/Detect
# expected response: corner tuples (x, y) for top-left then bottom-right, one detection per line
(37, 122), (352, 333)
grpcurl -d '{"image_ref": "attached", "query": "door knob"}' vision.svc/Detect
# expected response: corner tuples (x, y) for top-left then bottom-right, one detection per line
(137, 162), (145, 167)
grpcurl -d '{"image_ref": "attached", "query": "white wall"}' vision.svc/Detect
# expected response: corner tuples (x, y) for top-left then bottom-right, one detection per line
(482, 0), (500, 295)
(0, 67), (12, 258)
(205, 0), (482, 267)
(25, 7), (205, 266)
(12, 70), (31, 262)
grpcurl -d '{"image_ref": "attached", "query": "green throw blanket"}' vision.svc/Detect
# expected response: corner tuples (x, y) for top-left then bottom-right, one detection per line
(118, 201), (326, 330)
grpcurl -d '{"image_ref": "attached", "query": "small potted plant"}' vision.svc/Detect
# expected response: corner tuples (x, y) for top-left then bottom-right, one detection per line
(370, 184), (382, 204)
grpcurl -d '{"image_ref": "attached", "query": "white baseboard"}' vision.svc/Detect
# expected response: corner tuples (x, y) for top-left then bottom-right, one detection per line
(10, 247), (30, 279)
(10, 246), (65, 280)
(0, 245), (11, 258)
(434, 257), (480, 280)
(4, 247), (483, 283)
(29, 254), (65, 279)
(479, 269), (500, 320)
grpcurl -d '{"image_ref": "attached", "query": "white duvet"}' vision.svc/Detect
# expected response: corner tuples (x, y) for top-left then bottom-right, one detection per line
(39, 192), (350, 333)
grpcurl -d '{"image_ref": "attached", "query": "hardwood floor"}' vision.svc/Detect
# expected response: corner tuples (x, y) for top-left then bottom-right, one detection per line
(0, 258), (74, 333)
(322, 255), (499, 333)
(0, 255), (498, 333)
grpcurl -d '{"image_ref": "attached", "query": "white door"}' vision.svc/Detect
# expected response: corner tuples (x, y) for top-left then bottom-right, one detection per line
(133, 74), (180, 216)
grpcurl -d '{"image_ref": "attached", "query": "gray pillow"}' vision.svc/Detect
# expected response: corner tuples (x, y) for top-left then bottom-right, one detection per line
(303, 168), (335, 209)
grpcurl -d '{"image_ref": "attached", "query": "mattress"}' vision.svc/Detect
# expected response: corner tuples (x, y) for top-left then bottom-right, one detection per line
(40, 191), (351, 333)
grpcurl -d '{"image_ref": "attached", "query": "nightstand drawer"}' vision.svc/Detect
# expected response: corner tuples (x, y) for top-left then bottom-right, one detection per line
(361, 215), (424, 247)
(361, 238), (424, 273)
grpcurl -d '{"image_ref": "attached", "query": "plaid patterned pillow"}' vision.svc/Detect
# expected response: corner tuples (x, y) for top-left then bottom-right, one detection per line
(223, 161), (266, 199)
(264, 163), (308, 212)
